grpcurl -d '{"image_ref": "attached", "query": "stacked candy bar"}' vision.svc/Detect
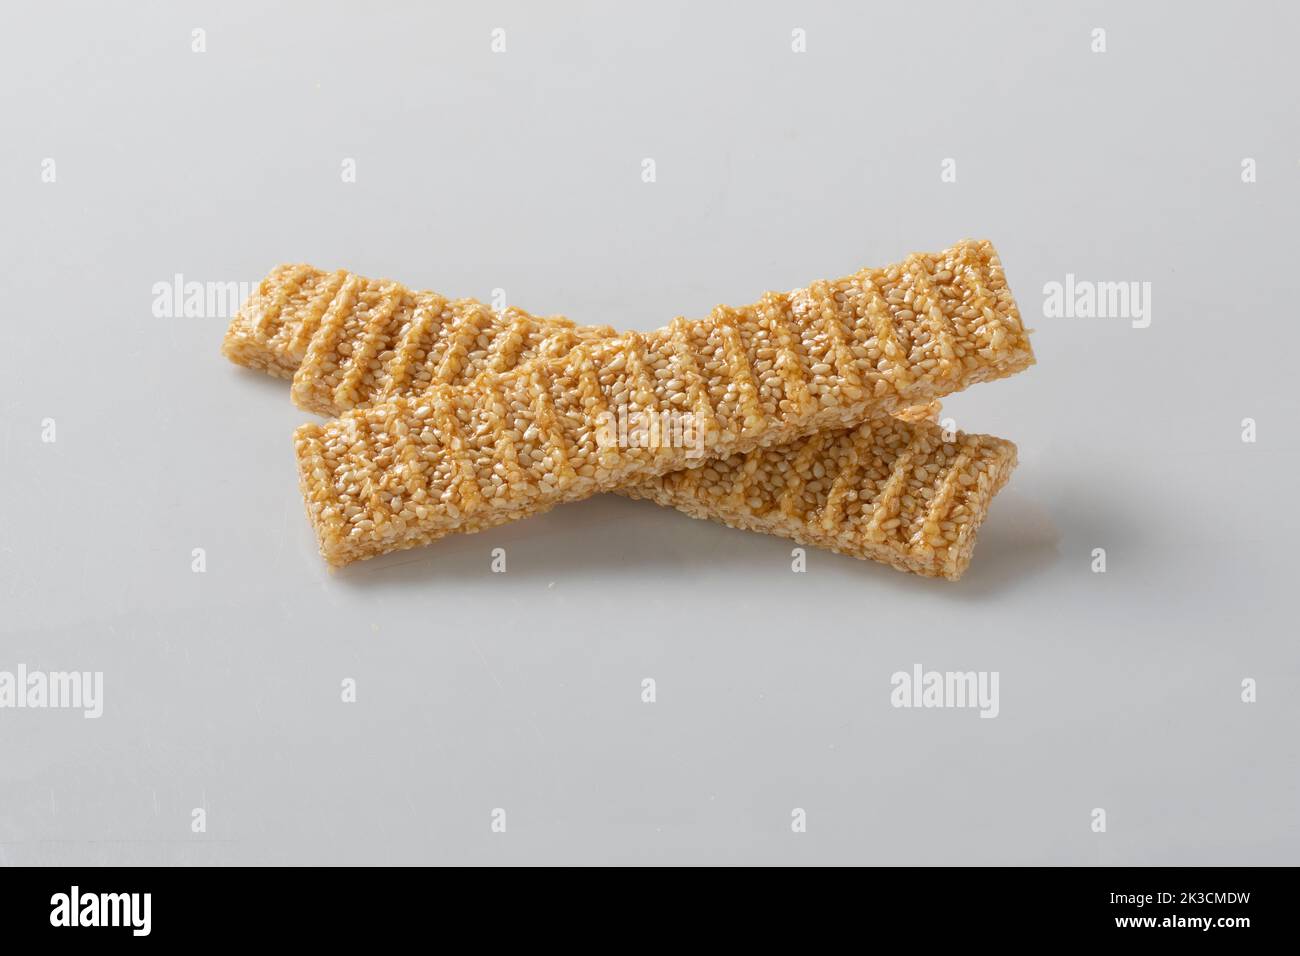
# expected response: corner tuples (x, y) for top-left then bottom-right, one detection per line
(224, 240), (1033, 579)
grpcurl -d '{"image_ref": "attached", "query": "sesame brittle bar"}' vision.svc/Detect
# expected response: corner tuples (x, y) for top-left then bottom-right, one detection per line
(620, 417), (1016, 581)
(221, 264), (613, 412)
(220, 264), (351, 379)
(294, 240), (1033, 567)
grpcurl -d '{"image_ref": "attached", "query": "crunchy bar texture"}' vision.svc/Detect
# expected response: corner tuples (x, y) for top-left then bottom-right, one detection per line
(295, 239), (1033, 567)
(290, 273), (615, 416)
(225, 264), (938, 423)
(891, 400), (942, 425)
(220, 265), (611, 405)
(220, 265), (350, 379)
(621, 418), (1016, 580)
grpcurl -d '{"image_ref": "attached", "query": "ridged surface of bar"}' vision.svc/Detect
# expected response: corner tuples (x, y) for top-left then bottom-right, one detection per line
(220, 265), (349, 379)
(221, 264), (615, 413)
(620, 418), (1016, 580)
(291, 277), (615, 416)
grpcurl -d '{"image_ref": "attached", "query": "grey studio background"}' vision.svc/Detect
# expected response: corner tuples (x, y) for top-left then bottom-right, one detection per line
(1, 0), (1297, 866)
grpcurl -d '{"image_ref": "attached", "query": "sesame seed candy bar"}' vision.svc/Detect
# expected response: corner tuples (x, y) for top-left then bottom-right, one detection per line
(619, 417), (1016, 581)
(220, 264), (615, 412)
(295, 239), (1033, 567)
(291, 278), (616, 416)
(220, 264), (351, 379)
(223, 265), (935, 422)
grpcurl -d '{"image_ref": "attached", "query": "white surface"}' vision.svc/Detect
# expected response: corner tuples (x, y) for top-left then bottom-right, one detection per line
(1, 0), (1297, 865)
